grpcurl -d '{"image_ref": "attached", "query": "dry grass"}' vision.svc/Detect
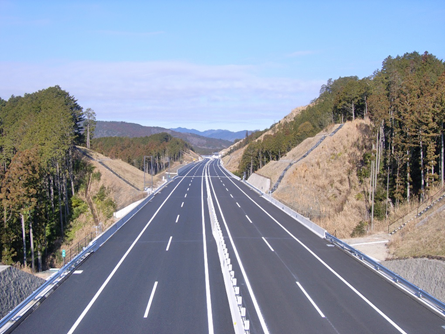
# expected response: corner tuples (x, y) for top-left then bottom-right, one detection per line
(388, 200), (445, 259)
(220, 105), (309, 172)
(48, 148), (200, 268)
(222, 145), (246, 173)
(256, 126), (334, 187)
(272, 120), (374, 238)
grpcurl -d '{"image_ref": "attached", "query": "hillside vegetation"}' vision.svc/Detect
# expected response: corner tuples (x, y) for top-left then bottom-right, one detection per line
(92, 133), (192, 175)
(0, 87), (200, 271)
(223, 51), (445, 258)
(95, 121), (231, 154)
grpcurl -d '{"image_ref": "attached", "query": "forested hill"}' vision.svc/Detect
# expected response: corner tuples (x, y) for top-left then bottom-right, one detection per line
(91, 133), (192, 174)
(236, 51), (445, 214)
(170, 127), (253, 142)
(95, 121), (231, 154)
(0, 86), (86, 270)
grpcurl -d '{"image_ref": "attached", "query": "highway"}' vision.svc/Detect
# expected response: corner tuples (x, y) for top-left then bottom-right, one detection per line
(206, 159), (445, 334)
(11, 158), (445, 333)
(13, 160), (233, 334)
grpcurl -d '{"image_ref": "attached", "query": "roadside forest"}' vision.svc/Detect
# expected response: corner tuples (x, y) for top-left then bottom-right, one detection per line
(0, 86), (102, 271)
(237, 51), (445, 216)
(91, 134), (193, 174)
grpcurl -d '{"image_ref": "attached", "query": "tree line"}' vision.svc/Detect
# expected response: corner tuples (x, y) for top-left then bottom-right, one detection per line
(238, 51), (445, 217)
(0, 86), (87, 270)
(91, 133), (193, 174)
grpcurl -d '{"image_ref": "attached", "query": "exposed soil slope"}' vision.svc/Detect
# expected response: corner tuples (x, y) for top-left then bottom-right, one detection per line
(221, 105), (308, 173)
(270, 119), (374, 238)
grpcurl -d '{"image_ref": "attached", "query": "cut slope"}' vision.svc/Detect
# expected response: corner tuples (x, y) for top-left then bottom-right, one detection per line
(221, 105), (308, 172)
(272, 119), (374, 238)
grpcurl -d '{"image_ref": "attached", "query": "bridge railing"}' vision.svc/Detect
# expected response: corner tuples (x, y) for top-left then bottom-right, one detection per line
(326, 233), (445, 317)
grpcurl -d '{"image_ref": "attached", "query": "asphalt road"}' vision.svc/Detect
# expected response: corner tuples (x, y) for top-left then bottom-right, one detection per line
(13, 160), (233, 334)
(11, 158), (445, 334)
(205, 159), (445, 334)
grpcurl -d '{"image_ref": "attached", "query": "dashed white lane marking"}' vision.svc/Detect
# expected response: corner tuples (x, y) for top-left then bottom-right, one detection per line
(230, 194), (233, 198)
(181, 202), (184, 208)
(262, 237), (274, 252)
(144, 281), (159, 318)
(184, 193), (187, 198)
(176, 214), (180, 223)
(166, 236), (173, 251)
(246, 215), (252, 223)
(296, 282), (325, 318)
(236, 202), (240, 208)
(73, 270), (83, 275)
(226, 188), (229, 191)
(187, 188), (189, 191)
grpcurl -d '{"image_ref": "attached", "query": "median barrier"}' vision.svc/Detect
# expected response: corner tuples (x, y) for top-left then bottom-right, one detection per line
(206, 169), (249, 334)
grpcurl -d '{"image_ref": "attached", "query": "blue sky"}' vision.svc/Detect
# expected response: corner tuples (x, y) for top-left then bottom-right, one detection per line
(1, 1), (444, 131)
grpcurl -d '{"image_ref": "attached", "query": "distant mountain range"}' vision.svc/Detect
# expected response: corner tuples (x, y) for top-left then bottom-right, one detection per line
(94, 121), (233, 154)
(170, 127), (253, 142)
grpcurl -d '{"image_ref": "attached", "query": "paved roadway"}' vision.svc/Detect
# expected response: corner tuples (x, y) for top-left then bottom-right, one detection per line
(13, 160), (233, 334)
(205, 159), (445, 334)
(11, 158), (445, 334)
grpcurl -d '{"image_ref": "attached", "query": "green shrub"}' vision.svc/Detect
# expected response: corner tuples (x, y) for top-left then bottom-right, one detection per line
(351, 221), (368, 237)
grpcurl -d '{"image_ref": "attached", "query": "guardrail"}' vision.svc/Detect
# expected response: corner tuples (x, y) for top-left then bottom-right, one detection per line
(325, 233), (445, 317)
(220, 159), (445, 317)
(60, 232), (94, 264)
(0, 246), (94, 334)
(0, 178), (173, 334)
(262, 194), (326, 239)
(219, 161), (326, 239)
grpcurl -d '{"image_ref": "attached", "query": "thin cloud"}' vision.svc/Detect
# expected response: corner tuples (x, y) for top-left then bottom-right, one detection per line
(0, 60), (323, 131)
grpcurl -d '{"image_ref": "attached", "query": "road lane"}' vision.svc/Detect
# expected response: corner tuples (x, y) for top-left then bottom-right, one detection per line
(210, 158), (445, 334)
(13, 160), (233, 334)
(11, 156), (445, 334)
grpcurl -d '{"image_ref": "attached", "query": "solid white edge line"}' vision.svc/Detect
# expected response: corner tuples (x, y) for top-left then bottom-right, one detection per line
(245, 215), (252, 223)
(166, 236), (173, 251)
(208, 164), (270, 334)
(296, 282), (325, 318)
(143, 281), (158, 318)
(262, 237), (274, 252)
(217, 162), (408, 334)
(67, 163), (198, 334)
(202, 162), (214, 334)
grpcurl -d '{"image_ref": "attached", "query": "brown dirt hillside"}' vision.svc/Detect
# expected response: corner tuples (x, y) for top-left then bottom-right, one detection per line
(221, 105), (308, 173)
(273, 119), (377, 238)
(50, 147), (200, 268)
(256, 124), (337, 188)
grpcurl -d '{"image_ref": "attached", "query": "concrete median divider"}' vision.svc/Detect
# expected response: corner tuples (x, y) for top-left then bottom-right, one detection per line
(206, 170), (249, 334)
